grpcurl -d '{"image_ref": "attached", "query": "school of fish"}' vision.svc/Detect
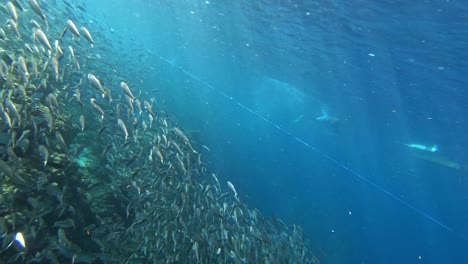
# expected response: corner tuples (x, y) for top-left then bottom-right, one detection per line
(0, 0), (316, 263)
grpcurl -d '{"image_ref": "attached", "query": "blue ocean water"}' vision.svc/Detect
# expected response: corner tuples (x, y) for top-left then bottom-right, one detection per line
(86, 0), (468, 263)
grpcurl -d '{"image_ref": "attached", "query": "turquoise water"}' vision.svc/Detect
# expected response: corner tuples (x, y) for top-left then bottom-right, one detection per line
(2, 0), (465, 263)
(84, 1), (468, 263)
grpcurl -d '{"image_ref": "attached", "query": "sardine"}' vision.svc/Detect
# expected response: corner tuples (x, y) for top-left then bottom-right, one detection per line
(117, 119), (128, 141)
(11, 0), (25, 11)
(227, 181), (238, 198)
(87, 74), (106, 96)
(66, 19), (81, 37)
(79, 114), (85, 131)
(80, 26), (94, 46)
(14, 232), (26, 249)
(5, 98), (21, 124)
(75, 88), (83, 107)
(54, 40), (63, 57)
(38, 144), (49, 166)
(17, 56), (29, 79)
(55, 131), (68, 154)
(6, 19), (20, 38)
(68, 45), (75, 58)
(33, 27), (52, 50)
(72, 145), (85, 159)
(173, 127), (189, 143)
(16, 129), (30, 145)
(7, 148), (20, 164)
(90, 98), (105, 119)
(53, 218), (75, 229)
(97, 126), (107, 136)
(120, 82), (134, 99)
(28, 0), (48, 26)
(6, 2), (18, 22)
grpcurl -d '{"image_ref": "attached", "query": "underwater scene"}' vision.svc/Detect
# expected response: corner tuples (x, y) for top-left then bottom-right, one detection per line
(0, 0), (467, 263)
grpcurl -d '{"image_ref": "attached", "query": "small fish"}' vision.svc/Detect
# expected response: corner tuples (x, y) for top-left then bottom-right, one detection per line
(133, 117), (139, 130)
(154, 146), (164, 163)
(117, 119), (128, 141)
(50, 56), (59, 81)
(7, 148), (20, 164)
(80, 26), (94, 47)
(30, 19), (42, 30)
(87, 74), (106, 96)
(28, 0), (48, 26)
(17, 56), (29, 80)
(135, 99), (142, 115)
(173, 127), (189, 143)
(14, 232), (26, 249)
(79, 114), (85, 131)
(144, 100), (155, 116)
(120, 82), (134, 99)
(104, 86), (112, 103)
(0, 160), (12, 176)
(11, 0), (25, 11)
(120, 140), (132, 149)
(38, 144), (49, 167)
(202, 145), (211, 151)
(68, 45), (75, 58)
(5, 98), (21, 124)
(16, 129), (30, 145)
(97, 126), (107, 136)
(75, 88), (83, 107)
(55, 131), (68, 154)
(46, 93), (60, 112)
(90, 98), (105, 119)
(0, 28), (7, 41)
(66, 19), (81, 37)
(227, 181), (238, 198)
(100, 144), (112, 160)
(72, 145), (85, 159)
(57, 228), (71, 246)
(53, 218), (75, 229)
(6, 19), (20, 38)
(6, 2), (18, 22)
(33, 27), (52, 50)
(54, 40), (64, 57)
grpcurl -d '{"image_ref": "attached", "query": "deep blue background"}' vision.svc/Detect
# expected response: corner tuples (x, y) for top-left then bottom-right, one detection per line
(82, 0), (468, 263)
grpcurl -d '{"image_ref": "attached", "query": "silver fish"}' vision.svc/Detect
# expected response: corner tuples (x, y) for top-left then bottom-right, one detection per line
(0, 160), (12, 176)
(55, 131), (68, 154)
(5, 98), (21, 124)
(79, 114), (85, 131)
(75, 88), (83, 107)
(28, 0), (48, 26)
(80, 26), (94, 46)
(6, 2), (18, 22)
(38, 144), (49, 167)
(227, 181), (238, 198)
(33, 27), (51, 50)
(173, 127), (188, 141)
(7, 148), (20, 164)
(66, 19), (81, 37)
(117, 119), (128, 141)
(6, 19), (20, 38)
(17, 56), (29, 81)
(54, 40), (63, 57)
(68, 45), (75, 58)
(53, 218), (75, 229)
(87, 74), (106, 96)
(11, 0), (24, 11)
(120, 82), (134, 99)
(51, 56), (59, 81)
(90, 98), (105, 119)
